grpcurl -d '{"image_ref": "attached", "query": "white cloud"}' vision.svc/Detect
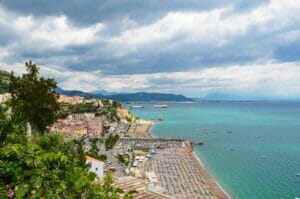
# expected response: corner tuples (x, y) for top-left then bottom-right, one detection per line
(2, 61), (300, 98)
(109, 0), (300, 54)
(158, 61), (300, 97)
(0, 6), (105, 49)
(1, 1), (300, 99)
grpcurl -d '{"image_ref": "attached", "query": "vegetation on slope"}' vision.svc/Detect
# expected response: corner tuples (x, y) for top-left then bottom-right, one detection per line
(58, 102), (99, 119)
(0, 61), (133, 199)
(57, 88), (194, 102)
(0, 70), (10, 93)
(105, 134), (120, 150)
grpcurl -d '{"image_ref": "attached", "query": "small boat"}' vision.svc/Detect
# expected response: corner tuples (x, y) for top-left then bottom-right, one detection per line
(260, 155), (268, 158)
(153, 104), (168, 108)
(296, 173), (300, 176)
(157, 116), (164, 121)
(130, 105), (144, 108)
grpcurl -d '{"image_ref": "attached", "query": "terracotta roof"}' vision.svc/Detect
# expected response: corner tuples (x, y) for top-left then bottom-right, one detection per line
(86, 155), (103, 163)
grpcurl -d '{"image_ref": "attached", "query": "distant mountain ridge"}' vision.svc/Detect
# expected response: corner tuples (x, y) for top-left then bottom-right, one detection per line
(0, 69), (192, 102)
(56, 88), (193, 102)
(90, 90), (118, 95)
(108, 92), (192, 102)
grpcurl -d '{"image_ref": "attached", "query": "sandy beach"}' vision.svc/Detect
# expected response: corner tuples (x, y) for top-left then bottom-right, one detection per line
(137, 120), (231, 199)
(128, 119), (154, 138)
(192, 151), (232, 199)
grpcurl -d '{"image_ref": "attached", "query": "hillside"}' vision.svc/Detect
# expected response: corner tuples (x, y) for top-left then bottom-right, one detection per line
(108, 92), (192, 102)
(55, 87), (99, 98)
(56, 88), (193, 102)
(0, 69), (192, 102)
(0, 70), (10, 93)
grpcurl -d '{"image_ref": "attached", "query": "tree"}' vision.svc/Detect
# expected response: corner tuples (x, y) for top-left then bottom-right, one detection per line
(1, 61), (135, 198)
(105, 134), (120, 150)
(0, 132), (134, 199)
(9, 61), (59, 133)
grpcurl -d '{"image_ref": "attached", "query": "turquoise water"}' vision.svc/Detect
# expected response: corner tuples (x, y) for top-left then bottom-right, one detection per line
(129, 102), (300, 199)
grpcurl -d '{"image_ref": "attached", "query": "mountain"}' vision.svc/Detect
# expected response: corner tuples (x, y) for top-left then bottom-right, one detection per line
(0, 70), (10, 93)
(90, 90), (118, 96)
(56, 88), (193, 102)
(0, 68), (192, 102)
(108, 92), (192, 102)
(55, 88), (103, 99)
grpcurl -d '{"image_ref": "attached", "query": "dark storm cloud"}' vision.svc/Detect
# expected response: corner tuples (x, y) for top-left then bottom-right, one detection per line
(0, 0), (231, 25)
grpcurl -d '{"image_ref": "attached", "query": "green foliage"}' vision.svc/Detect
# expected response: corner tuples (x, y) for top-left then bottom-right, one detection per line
(58, 99), (122, 122)
(9, 61), (60, 133)
(117, 154), (130, 166)
(125, 116), (132, 122)
(98, 99), (121, 122)
(0, 135), (95, 198)
(58, 102), (98, 119)
(105, 134), (120, 150)
(0, 106), (27, 147)
(1, 62), (134, 198)
(112, 101), (122, 109)
(0, 70), (10, 93)
(0, 132), (133, 198)
(86, 138), (107, 162)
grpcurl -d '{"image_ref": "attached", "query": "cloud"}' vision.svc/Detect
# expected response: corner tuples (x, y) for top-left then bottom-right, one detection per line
(4, 60), (300, 99)
(0, 0), (300, 98)
(0, 6), (105, 49)
(109, 0), (300, 54)
(0, 0), (231, 25)
(14, 15), (104, 48)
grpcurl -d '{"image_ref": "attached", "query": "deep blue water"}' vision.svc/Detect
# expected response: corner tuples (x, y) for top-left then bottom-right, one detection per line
(129, 101), (300, 199)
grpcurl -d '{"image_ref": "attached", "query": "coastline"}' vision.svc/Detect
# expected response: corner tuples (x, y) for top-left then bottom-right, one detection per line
(147, 120), (232, 199)
(192, 151), (233, 199)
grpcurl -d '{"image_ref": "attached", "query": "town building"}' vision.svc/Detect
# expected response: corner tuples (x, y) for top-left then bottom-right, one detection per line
(86, 156), (104, 179)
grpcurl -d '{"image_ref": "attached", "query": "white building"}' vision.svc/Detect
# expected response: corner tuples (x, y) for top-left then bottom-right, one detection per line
(86, 156), (104, 179)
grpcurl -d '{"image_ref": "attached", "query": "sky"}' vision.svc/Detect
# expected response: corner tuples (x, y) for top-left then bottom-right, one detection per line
(0, 0), (300, 98)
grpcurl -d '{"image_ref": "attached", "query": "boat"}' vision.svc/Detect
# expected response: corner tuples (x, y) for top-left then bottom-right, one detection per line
(130, 105), (144, 108)
(157, 116), (164, 121)
(153, 104), (168, 108)
(260, 155), (268, 158)
(296, 173), (300, 176)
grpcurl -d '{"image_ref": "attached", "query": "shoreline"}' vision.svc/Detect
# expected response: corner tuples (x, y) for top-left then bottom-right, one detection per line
(147, 120), (232, 199)
(192, 151), (233, 199)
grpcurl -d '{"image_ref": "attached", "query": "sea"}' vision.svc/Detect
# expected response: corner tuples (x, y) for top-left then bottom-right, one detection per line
(128, 101), (300, 199)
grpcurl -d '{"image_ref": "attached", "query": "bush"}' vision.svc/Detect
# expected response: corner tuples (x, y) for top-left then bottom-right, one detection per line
(105, 134), (119, 150)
